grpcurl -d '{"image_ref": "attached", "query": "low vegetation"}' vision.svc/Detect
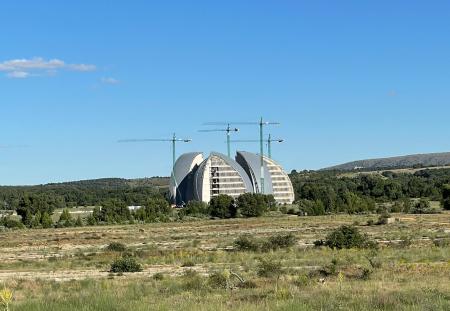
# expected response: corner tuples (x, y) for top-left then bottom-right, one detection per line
(234, 233), (297, 252)
(109, 256), (142, 273)
(314, 225), (377, 249)
(0, 213), (448, 310)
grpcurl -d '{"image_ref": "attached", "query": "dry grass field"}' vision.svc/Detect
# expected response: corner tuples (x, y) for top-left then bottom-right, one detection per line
(0, 212), (449, 310)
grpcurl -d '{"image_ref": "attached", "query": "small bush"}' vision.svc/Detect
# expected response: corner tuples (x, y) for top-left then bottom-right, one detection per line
(106, 242), (127, 252)
(360, 267), (373, 280)
(287, 208), (297, 215)
(293, 274), (310, 287)
(181, 201), (209, 216)
(237, 280), (257, 289)
(234, 235), (260, 251)
(257, 258), (283, 278)
(398, 236), (412, 248)
(410, 199), (441, 214)
(0, 217), (25, 229)
(182, 269), (204, 291)
(208, 272), (228, 289)
(181, 260), (195, 267)
(313, 239), (325, 247)
(324, 225), (376, 249)
(433, 238), (450, 247)
(263, 233), (297, 250)
(376, 212), (390, 225)
(153, 273), (164, 281)
(318, 258), (339, 277)
(110, 257), (142, 273)
(365, 249), (382, 269)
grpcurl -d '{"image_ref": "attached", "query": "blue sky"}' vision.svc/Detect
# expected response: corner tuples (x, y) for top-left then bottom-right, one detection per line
(1, 1), (450, 185)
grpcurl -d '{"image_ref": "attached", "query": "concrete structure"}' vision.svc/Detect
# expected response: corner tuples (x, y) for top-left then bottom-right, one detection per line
(236, 151), (295, 204)
(170, 151), (295, 205)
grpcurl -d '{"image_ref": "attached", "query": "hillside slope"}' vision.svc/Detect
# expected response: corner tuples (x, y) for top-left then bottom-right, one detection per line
(323, 152), (450, 171)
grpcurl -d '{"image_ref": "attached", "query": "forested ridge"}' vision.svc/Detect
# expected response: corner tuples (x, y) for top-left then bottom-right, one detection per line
(0, 177), (169, 210)
(289, 168), (450, 215)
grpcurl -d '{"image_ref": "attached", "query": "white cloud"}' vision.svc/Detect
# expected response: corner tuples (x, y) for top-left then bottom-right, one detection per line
(0, 57), (96, 78)
(69, 63), (96, 72)
(7, 71), (30, 79)
(100, 77), (120, 84)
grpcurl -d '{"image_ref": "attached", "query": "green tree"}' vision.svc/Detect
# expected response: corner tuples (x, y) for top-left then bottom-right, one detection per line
(442, 184), (450, 210)
(209, 195), (236, 219)
(86, 213), (97, 226)
(92, 206), (102, 222)
(181, 201), (208, 216)
(32, 211), (42, 228)
(57, 209), (73, 227)
(100, 199), (131, 223)
(237, 193), (268, 218)
(75, 216), (83, 227)
(41, 212), (53, 228)
(22, 210), (33, 228)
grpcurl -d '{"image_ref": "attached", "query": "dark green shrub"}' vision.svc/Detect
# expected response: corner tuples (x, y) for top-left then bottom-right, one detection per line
(0, 217), (25, 229)
(153, 273), (164, 281)
(287, 208), (297, 215)
(433, 238), (450, 247)
(181, 201), (209, 216)
(110, 257), (142, 273)
(181, 260), (195, 267)
(237, 193), (274, 217)
(106, 242), (127, 252)
(41, 212), (53, 228)
(208, 195), (236, 219)
(324, 225), (376, 249)
(57, 209), (74, 228)
(263, 233), (297, 250)
(313, 239), (325, 247)
(410, 199), (441, 214)
(442, 184), (450, 210)
(298, 199), (326, 216)
(75, 216), (83, 227)
(234, 235), (260, 251)
(279, 205), (288, 214)
(376, 212), (390, 225)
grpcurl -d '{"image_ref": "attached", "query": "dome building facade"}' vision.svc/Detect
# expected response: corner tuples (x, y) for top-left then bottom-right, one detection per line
(170, 151), (295, 205)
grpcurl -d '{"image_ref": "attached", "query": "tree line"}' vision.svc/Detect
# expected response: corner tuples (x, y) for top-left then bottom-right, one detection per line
(2, 168), (450, 229)
(289, 168), (450, 215)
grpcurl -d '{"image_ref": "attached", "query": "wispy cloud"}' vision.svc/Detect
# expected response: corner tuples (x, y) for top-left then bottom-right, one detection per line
(100, 77), (120, 84)
(0, 57), (96, 78)
(6, 71), (30, 79)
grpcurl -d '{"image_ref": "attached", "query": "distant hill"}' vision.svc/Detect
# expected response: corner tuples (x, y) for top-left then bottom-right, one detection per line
(0, 177), (171, 209)
(323, 152), (450, 171)
(1, 177), (170, 190)
(46, 177), (170, 189)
